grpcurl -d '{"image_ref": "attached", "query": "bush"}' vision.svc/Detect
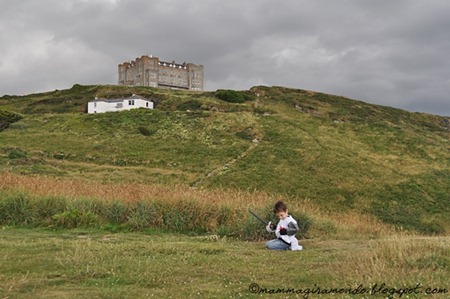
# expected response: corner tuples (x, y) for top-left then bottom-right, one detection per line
(0, 109), (23, 131)
(53, 153), (66, 160)
(0, 109), (23, 123)
(163, 200), (207, 233)
(0, 193), (33, 225)
(176, 100), (202, 111)
(102, 201), (131, 225)
(0, 193), (68, 226)
(127, 201), (163, 230)
(8, 149), (27, 159)
(215, 89), (245, 103)
(52, 209), (98, 228)
(241, 92), (255, 101)
(138, 126), (156, 136)
(33, 196), (67, 226)
(235, 128), (255, 141)
(293, 212), (313, 239)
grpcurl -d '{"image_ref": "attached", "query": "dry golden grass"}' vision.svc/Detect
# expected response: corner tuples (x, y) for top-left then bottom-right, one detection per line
(339, 234), (450, 284)
(0, 171), (268, 206)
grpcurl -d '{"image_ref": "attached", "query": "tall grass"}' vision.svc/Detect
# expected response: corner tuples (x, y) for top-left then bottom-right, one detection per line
(339, 234), (450, 285)
(0, 172), (394, 239)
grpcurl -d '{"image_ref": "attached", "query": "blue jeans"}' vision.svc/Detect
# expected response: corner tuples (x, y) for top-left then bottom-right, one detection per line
(266, 239), (290, 250)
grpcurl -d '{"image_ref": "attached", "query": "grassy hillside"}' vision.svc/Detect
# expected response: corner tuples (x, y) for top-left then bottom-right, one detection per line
(0, 84), (448, 234)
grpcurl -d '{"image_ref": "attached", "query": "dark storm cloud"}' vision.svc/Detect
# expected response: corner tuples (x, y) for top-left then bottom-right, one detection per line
(0, 0), (449, 116)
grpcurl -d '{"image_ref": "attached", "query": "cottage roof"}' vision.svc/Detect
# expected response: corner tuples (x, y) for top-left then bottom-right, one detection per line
(90, 94), (153, 103)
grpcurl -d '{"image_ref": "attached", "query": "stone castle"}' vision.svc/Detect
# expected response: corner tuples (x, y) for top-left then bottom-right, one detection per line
(118, 54), (204, 91)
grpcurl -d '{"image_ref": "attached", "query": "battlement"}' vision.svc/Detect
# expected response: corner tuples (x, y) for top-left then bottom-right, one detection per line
(118, 54), (204, 91)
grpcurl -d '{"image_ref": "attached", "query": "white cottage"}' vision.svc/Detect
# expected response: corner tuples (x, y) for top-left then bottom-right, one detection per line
(87, 94), (154, 114)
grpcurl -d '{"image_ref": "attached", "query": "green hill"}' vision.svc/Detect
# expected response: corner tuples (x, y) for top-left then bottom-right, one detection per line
(0, 84), (449, 234)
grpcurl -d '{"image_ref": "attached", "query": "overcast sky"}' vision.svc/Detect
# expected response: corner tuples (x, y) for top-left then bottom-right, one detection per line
(1, 0), (449, 116)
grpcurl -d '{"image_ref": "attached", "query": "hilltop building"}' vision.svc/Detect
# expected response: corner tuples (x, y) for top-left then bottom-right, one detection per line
(118, 55), (204, 91)
(87, 94), (154, 114)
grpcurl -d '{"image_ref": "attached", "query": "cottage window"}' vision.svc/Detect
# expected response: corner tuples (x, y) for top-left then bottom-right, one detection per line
(129, 100), (135, 105)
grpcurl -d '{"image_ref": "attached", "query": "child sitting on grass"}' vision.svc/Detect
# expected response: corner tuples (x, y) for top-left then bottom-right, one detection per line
(266, 200), (302, 251)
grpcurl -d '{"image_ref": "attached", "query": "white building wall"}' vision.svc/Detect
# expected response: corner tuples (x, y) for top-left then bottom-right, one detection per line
(87, 98), (154, 114)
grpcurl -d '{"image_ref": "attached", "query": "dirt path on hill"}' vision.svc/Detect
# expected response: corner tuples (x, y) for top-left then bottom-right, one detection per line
(191, 141), (259, 187)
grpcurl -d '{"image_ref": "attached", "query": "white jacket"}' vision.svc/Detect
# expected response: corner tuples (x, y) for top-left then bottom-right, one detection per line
(275, 215), (302, 251)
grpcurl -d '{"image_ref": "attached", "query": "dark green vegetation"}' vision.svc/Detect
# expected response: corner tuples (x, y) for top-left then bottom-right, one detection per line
(214, 89), (255, 103)
(0, 109), (22, 131)
(0, 84), (449, 234)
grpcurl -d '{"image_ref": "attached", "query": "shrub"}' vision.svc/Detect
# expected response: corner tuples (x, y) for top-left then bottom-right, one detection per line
(0, 193), (33, 225)
(53, 153), (66, 160)
(127, 201), (164, 230)
(235, 128), (254, 141)
(176, 100), (202, 111)
(0, 109), (23, 123)
(32, 196), (67, 226)
(52, 209), (98, 228)
(217, 205), (239, 226)
(215, 90), (246, 103)
(8, 149), (28, 159)
(239, 215), (268, 240)
(0, 109), (23, 131)
(138, 126), (156, 136)
(163, 200), (206, 233)
(292, 212), (313, 239)
(101, 201), (131, 225)
(241, 92), (255, 101)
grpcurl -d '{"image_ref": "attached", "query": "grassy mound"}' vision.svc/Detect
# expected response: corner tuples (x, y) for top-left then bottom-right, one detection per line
(0, 85), (448, 234)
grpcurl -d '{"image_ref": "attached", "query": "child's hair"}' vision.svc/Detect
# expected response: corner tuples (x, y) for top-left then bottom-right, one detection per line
(273, 200), (287, 213)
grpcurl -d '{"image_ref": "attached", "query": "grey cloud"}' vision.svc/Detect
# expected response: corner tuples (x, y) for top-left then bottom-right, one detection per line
(0, 0), (449, 116)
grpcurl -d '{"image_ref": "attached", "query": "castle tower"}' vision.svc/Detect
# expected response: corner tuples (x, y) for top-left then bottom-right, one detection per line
(118, 54), (204, 91)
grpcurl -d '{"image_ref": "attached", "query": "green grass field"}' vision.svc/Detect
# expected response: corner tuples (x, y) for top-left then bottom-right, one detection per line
(1, 85), (448, 233)
(0, 84), (449, 298)
(1, 228), (448, 298)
